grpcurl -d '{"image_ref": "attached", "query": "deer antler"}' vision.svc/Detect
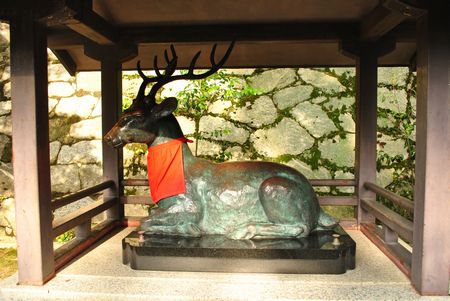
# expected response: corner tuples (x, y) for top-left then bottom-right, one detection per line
(143, 41), (235, 103)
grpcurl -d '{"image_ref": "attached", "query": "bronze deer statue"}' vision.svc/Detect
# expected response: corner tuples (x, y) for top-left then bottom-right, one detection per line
(104, 42), (338, 240)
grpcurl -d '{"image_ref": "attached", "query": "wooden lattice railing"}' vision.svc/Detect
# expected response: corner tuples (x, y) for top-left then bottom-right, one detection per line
(121, 178), (358, 229)
(360, 181), (414, 276)
(51, 180), (119, 270)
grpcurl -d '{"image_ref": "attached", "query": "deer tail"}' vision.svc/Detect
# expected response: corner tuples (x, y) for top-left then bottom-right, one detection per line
(315, 209), (339, 230)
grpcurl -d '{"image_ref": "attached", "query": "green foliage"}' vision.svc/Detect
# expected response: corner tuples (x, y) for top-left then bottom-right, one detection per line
(55, 230), (75, 243)
(175, 70), (258, 118)
(124, 143), (148, 177)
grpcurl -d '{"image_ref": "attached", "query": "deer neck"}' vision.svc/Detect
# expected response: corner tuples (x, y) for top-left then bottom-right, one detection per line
(148, 114), (197, 164)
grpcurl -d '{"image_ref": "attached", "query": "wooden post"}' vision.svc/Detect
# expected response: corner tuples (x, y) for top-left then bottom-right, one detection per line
(412, 1), (450, 295)
(101, 58), (124, 221)
(355, 43), (378, 225)
(10, 13), (55, 285)
(84, 43), (137, 223)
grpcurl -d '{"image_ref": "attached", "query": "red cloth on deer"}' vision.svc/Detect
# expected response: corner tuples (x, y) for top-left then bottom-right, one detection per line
(147, 138), (192, 203)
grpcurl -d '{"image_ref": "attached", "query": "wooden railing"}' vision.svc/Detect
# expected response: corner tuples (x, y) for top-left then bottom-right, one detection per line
(360, 181), (413, 276)
(121, 178), (358, 228)
(51, 180), (119, 270)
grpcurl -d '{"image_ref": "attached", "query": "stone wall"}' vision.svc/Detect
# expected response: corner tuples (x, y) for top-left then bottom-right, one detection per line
(0, 21), (416, 235)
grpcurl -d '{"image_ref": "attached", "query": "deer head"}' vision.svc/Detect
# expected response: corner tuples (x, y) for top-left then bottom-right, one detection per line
(104, 42), (235, 148)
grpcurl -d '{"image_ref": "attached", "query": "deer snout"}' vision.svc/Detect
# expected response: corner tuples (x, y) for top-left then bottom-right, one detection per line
(104, 131), (124, 148)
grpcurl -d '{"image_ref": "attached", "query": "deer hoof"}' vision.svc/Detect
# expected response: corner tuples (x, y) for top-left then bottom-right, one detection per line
(177, 223), (202, 237)
(227, 224), (257, 240)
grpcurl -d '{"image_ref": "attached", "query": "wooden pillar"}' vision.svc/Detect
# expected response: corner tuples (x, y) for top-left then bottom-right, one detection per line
(412, 1), (450, 295)
(84, 44), (137, 223)
(10, 13), (55, 285)
(101, 58), (124, 220)
(355, 43), (378, 225)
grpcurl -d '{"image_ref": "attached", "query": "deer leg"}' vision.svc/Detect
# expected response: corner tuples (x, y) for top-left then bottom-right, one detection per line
(139, 197), (202, 237)
(227, 176), (316, 240)
(227, 223), (307, 240)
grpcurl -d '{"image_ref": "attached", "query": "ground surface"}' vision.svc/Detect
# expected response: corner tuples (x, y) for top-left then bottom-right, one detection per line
(0, 249), (16, 280)
(0, 228), (448, 300)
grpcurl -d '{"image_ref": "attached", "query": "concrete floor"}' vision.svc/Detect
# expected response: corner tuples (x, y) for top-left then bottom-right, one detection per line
(0, 228), (448, 301)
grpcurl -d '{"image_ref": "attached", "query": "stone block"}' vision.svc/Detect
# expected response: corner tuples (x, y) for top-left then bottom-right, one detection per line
(251, 118), (314, 158)
(49, 141), (61, 164)
(331, 68), (355, 77)
(208, 100), (232, 115)
(1, 66), (10, 82)
(339, 113), (355, 133)
(286, 159), (331, 180)
(0, 197), (15, 236)
(53, 196), (96, 219)
(229, 96), (277, 127)
(0, 100), (11, 116)
(196, 140), (222, 157)
(292, 102), (336, 138)
(51, 164), (81, 194)
(298, 69), (344, 94)
(54, 95), (98, 118)
(0, 134), (11, 162)
(48, 82), (75, 98)
(249, 68), (296, 93)
(225, 146), (252, 161)
(377, 87), (408, 113)
(0, 162), (13, 197)
(224, 68), (255, 76)
(176, 116), (196, 135)
(79, 164), (102, 189)
(48, 98), (59, 113)
(3, 81), (10, 98)
(324, 96), (354, 111)
(76, 72), (101, 92)
(58, 140), (102, 165)
(69, 117), (102, 139)
(376, 168), (394, 188)
(378, 67), (408, 87)
(48, 63), (73, 82)
(334, 171), (355, 194)
(318, 134), (355, 167)
(90, 99), (102, 117)
(199, 116), (249, 144)
(160, 79), (189, 99)
(0, 115), (11, 135)
(273, 85), (313, 109)
(377, 134), (407, 158)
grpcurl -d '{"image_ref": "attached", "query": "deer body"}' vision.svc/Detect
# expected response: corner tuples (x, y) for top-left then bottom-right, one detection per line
(104, 43), (337, 239)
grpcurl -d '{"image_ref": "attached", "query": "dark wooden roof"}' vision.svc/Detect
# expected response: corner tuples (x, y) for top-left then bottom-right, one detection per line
(5, 0), (425, 72)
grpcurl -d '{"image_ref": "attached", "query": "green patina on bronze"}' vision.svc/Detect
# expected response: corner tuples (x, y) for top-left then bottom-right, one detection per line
(104, 43), (338, 239)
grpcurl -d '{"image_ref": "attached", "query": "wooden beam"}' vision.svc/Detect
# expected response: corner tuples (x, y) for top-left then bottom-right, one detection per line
(51, 49), (77, 76)
(46, 0), (118, 45)
(52, 198), (116, 237)
(412, 1), (450, 295)
(355, 42), (378, 225)
(360, 0), (425, 42)
(364, 182), (414, 213)
(54, 220), (117, 270)
(127, 22), (358, 44)
(361, 198), (413, 242)
(10, 12), (55, 285)
(361, 224), (411, 277)
(51, 180), (114, 210)
(101, 55), (124, 220)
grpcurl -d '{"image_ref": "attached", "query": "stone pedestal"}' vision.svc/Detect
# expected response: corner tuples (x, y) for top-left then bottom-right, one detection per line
(123, 226), (356, 274)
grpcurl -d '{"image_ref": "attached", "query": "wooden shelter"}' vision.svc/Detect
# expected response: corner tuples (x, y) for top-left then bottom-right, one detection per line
(0, 0), (448, 296)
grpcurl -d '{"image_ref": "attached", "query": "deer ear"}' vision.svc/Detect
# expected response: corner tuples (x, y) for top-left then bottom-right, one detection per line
(150, 97), (178, 120)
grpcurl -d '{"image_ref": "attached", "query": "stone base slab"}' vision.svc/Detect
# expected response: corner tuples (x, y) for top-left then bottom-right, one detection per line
(122, 226), (356, 274)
